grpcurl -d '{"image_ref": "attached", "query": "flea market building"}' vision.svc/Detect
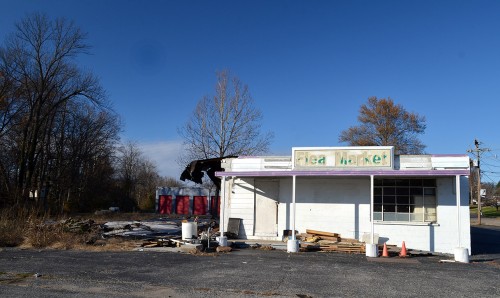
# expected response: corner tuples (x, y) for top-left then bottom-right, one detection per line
(215, 146), (471, 255)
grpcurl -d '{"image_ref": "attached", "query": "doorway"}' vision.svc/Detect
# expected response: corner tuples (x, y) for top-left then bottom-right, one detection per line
(254, 180), (279, 237)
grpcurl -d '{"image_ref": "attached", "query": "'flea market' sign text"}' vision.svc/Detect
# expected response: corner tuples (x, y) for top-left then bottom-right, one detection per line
(293, 147), (393, 169)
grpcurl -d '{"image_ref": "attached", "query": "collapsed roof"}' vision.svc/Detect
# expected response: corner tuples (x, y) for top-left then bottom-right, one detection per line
(180, 156), (236, 188)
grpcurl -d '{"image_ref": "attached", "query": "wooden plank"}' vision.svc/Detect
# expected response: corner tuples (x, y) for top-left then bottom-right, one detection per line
(319, 245), (365, 254)
(339, 237), (361, 243)
(318, 236), (340, 242)
(143, 243), (159, 248)
(305, 229), (340, 238)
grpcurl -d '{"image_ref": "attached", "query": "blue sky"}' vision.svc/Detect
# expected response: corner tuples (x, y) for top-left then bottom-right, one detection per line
(1, 1), (499, 184)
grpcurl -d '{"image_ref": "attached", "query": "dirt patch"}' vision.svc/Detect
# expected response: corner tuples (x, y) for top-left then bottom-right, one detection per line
(0, 272), (36, 285)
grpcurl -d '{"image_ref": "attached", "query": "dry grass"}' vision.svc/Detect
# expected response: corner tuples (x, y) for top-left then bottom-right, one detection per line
(0, 208), (151, 251)
(0, 208), (27, 247)
(0, 210), (223, 252)
(90, 212), (161, 224)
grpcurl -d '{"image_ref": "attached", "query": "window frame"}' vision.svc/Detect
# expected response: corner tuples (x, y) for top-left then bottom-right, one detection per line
(373, 178), (437, 223)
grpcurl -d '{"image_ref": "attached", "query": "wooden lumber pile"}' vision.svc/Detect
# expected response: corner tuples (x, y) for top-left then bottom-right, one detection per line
(318, 243), (366, 254)
(299, 229), (366, 254)
(305, 229), (341, 242)
(140, 237), (180, 248)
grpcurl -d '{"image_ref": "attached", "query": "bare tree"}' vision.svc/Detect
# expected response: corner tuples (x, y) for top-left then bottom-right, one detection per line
(0, 13), (116, 210)
(339, 96), (426, 154)
(55, 103), (120, 212)
(162, 177), (186, 187)
(178, 70), (273, 216)
(116, 141), (161, 211)
(179, 70), (273, 163)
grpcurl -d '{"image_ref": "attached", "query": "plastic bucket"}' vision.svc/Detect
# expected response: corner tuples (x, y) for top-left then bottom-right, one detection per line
(182, 222), (198, 240)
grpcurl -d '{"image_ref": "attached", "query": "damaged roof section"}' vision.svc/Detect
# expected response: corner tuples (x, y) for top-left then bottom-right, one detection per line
(180, 156), (237, 188)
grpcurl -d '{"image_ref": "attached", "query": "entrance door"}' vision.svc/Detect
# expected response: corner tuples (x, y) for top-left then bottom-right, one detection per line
(254, 180), (279, 236)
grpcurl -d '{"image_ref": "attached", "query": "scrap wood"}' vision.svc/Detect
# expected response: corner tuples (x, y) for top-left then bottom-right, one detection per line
(339, 237), (362, 243)
(302, 246), (321, 252)
(300, 242), (321, 251)
(320, 247), (365, 254)
(319, 244), (356, 249)
(305, 229), (340, 238)
(142, 243), (160, 248)
(319, 243), (366, 254)
(141, 238), (176, 248)
(318, 235), (340, 242)
(305, 236), (321, 242)
(317, 239), (340, 246)
(300, 242), (320, 248)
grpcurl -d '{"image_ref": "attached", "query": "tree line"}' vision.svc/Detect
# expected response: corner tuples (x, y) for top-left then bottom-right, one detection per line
(5, 13), (487, 216)
(0, 13), (179, 213)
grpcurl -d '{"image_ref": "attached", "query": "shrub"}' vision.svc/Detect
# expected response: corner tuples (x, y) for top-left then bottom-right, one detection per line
(0, 208), (27, 247)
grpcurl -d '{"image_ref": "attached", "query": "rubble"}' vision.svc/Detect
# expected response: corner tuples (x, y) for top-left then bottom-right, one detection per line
(33, 217), (390, 256)
(102, 220), (181, 238)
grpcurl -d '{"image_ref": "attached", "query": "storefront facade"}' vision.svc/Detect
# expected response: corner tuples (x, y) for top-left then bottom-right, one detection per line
(216, 146), (471, 255)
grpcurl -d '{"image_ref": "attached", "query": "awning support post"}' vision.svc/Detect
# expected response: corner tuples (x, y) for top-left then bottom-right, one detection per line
(454, 175), (469, 262)
(218, 176), (228, 246)
(366, 175), (378, 257)
(287, 175), (299, 252)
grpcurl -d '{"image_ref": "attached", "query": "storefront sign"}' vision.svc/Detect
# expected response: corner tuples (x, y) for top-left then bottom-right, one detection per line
(293, 147), (393, 169)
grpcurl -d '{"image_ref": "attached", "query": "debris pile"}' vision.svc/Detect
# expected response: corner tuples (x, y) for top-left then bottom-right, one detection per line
(49, 216), (227, 253)
(298, 229), (366, 254)
(102, 220), (182, 238)
(60, 218), (96, 233)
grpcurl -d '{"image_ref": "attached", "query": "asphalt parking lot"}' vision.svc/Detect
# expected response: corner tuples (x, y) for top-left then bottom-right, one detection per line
(1, 224), (499, 298)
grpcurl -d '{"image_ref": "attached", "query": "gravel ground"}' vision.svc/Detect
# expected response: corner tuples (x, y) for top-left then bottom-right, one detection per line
(1, 242), (499, 298)
(1, 220), (499, 298)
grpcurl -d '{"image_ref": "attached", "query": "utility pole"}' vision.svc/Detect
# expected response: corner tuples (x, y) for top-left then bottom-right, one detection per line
(467, 139), (490, 225)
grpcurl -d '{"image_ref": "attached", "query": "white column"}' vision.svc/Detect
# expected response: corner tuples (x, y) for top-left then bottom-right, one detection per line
(454, 175), (468, 262)
(218, 177), (228, 246)
(292, 175), (296, 240)
(456, 175), (461, 248)
(366, 175), (378, 257)
(371, 175), (374, 244)
(287, 175), (299, 252)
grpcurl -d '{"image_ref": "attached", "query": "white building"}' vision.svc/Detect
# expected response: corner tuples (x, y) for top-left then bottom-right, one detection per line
(216, 146), (471, 255)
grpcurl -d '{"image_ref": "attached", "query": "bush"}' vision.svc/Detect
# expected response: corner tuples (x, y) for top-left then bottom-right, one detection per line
(0, 208), (93, 249)
(0, 208), (27, 247)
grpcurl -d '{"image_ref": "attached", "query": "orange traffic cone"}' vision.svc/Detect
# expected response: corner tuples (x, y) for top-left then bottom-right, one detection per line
(382, 243), (389, 257)
(399, 241), (408, 257)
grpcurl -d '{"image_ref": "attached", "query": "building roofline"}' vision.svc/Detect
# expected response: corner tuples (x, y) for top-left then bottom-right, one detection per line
(216, 169), (470, 177)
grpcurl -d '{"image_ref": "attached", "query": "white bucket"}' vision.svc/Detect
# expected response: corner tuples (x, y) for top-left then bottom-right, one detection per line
(365, 243), (378, 257)
(216, 236), (228, 246)
(454, 247), (469, 263)
(182, 222), (198, 240)
(287, 239), (300, 253)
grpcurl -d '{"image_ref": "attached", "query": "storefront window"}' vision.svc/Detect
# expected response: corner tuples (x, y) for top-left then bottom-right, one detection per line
(373, 178), (437, 223)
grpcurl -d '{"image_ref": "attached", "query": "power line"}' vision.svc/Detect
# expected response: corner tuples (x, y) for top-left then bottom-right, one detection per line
(481, 162), (500, 168)
(467, 139), (491, 225)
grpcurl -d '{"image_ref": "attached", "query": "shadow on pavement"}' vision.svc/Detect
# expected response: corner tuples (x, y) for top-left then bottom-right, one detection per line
(471, 225), (500, 255)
